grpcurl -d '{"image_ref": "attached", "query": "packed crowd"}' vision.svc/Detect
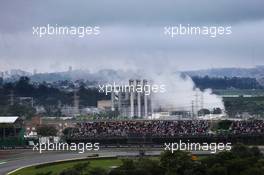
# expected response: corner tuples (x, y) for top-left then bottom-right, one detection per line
(70, 120), (264, 139)
(230, 120), (264, 134)
(71, 120), (210, 138)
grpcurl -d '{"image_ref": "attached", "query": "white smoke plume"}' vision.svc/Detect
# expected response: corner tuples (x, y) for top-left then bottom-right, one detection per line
(115, 66), (225, 112)
(146, 71), (224, 112)
(92, 66), (224, 112)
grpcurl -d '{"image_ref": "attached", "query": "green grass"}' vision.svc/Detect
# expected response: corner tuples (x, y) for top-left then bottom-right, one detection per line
(10, 157), (122, 175)
(9, 155), (205, 175)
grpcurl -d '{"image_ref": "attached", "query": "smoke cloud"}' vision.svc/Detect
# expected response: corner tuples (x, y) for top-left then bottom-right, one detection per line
(102, 67), (224, 112)
(140, 70), (224, 112)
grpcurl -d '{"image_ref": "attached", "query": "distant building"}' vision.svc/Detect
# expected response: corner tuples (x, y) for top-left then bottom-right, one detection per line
(41, 119), (76, 136)
(24, 116), (42, 138)
(33, 69), (37, 75)
(0, 116), (23, 139)
(151, 111), (191, 120)
(19, 97), (34, 107)
(80, 107), (100, 115)
(35, 105), (46, 114)
(32, 116), (42, 125)
(152, 112), (170, 119)
(61, 106), (80, 117)
(97, 100), (112, 110)
(61, 105), (100, 117)
(68, 66), (73, 72)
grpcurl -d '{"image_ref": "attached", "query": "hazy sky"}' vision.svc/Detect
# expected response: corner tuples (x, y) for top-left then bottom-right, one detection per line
(0, 0), (264, 73)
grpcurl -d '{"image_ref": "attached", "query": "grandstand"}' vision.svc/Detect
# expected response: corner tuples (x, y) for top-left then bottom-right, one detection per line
(66, 120), (264, 146)
(0, 116), (25, 147)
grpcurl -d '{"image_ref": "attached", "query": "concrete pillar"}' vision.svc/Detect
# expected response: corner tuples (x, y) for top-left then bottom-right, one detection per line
(118, 91), (122, 114)
(137, 80), (141, 118)
(129, 80), (135, 118)
(143, 80), (148, 118)
(111, 91), (115, 111)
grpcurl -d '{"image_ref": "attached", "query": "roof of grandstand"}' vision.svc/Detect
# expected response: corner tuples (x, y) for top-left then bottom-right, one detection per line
(0, 116), (19, 124)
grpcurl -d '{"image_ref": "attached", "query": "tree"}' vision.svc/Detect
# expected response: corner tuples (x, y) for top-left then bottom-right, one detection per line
(201, 151), (236, 169)
(108, 170), (125, 175)
(207, 164), (227, 175)
(212, 108), (222, 114)
(250, 146), (262, 158)
(136, 159), (164, 175)
(15, 76), (34, 96)
(36, 125), (58, 136)
(203, 144), (263, 175)
(6, 104), (36, 120)
(231, 144), (254, 158)
(241, 168), (263, 175)
(120, 159), (135, 170)
(88, 167), (107, 175)
(191, 76), (263, 90)
(160, 151), (193, 175)
(198, 108), (210, 116)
